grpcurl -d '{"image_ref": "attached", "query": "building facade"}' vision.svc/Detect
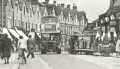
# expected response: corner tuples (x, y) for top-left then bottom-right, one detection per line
(1, 0), (87, 37)
(0, 0), (8, 28)
(1, 0), (41, 33)
(95, 0), (120, 43)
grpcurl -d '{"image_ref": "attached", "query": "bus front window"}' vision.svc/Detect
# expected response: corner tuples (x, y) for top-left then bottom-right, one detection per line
(42, 33), (59, 41)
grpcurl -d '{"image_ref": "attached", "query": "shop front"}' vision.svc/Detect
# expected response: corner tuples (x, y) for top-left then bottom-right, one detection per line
(95, 10), (120, 56)
(79, 33), (91, 49)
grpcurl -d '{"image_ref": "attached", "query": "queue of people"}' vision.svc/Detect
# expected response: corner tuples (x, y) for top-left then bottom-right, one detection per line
(0, 33), (37, 64)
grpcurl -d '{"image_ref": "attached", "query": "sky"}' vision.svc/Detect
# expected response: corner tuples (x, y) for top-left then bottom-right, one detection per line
(39, 0), (110, 23)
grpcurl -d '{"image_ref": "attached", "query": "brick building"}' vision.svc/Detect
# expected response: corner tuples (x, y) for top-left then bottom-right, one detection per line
(95, 0), (120, 42)
(0, 0), (8, 28)
(0, 0), (87, 37)
(2, 0), (41, 33)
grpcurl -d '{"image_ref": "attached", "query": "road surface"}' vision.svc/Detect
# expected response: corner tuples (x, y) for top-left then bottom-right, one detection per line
(19, 54), (107, 69)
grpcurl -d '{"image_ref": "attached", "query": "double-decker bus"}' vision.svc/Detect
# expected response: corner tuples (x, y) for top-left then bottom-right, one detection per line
(40, 16), (61, 54)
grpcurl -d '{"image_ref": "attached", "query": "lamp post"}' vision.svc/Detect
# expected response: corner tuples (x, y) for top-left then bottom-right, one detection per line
(1, 0), (3, 31)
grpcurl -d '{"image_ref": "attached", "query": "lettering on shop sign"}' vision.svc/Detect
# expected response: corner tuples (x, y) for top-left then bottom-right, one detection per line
(110, 21), (116, 26)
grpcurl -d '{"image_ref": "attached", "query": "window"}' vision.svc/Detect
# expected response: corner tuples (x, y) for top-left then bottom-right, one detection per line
(41, 16), (58, 24)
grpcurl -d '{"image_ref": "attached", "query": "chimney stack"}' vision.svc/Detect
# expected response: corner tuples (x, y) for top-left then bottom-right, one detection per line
(61, 3), (65, 8)
(67, 4), (70, 10)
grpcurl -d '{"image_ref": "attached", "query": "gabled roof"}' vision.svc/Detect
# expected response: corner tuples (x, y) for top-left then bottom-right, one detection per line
(63, 8), (71, 19)
(39, 3), (86, 21)
(77, 11), (86, 21)
(54, 5), (62, 16)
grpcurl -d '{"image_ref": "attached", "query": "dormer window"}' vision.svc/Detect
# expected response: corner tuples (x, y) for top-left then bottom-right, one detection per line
(105, 17), (109, 22)
(110, 14), (115, 20)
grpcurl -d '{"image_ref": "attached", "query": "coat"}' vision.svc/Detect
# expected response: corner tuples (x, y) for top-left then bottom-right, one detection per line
(0, 38), (3, 56)
(2, 37), (12, 58)
(27, 38), (36, 53)
(27, 38), (36, 49)
(116, 39), (120, 52)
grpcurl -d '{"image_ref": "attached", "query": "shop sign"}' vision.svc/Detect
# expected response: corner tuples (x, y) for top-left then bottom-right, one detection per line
(110, 21), (116, 26)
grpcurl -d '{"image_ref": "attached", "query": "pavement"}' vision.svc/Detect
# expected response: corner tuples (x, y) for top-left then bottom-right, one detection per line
(0, 52), (120, 69)
(0, 64), (19, 69)
(0, 52), (52, 69)
(71, 55), (120, 69)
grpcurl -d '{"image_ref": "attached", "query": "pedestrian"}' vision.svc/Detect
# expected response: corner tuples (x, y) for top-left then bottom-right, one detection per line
(0, 34), (4, 59)
(17, 36), (27, 64)
(109, 40), (116, 56)
(27, 35), (35, 58)
(2, 34), (12, 64)
(69, 36), (74, 53)
(116, 36), (120, 57)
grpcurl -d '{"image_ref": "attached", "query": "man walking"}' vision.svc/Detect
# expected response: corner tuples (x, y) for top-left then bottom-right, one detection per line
(27, 35), (35, 58)
(17, 36), (27, 64)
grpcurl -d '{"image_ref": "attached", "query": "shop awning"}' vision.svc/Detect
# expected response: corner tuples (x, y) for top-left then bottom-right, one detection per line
(8, 29), (20, 39)
(15, 28), (28, 39)
(36, 33), (41, 39)
(35, 32), (41, 41)
(3, 28), (13, 40)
